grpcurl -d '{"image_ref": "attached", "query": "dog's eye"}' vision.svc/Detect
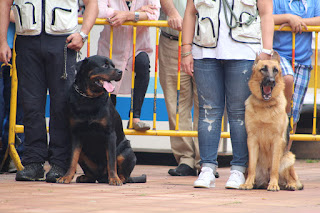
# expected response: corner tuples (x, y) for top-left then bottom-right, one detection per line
(273, 68), (278, 74)
(102, 63), (109, 68)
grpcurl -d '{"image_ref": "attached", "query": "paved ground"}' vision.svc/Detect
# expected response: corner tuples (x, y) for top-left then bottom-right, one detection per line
(0, 159), (319, 213)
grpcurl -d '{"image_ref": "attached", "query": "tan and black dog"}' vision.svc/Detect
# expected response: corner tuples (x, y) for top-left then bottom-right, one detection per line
(239, 52), (303, 191)
(57, 55), (146, 185)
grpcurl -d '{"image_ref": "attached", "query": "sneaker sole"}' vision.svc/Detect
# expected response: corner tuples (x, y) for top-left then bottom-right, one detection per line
(16, 176), (45, 181)
(225, 184), (240, 189)
(194, 183), (215, 188)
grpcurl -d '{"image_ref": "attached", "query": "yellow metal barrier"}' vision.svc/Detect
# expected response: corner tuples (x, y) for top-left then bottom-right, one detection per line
(6, 20), (320, 171)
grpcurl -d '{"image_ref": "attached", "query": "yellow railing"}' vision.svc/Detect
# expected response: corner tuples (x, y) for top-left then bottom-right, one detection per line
(5, 20), (320, 171)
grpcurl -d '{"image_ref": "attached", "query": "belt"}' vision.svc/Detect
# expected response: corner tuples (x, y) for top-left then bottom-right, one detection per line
(161, 31), (179, 41)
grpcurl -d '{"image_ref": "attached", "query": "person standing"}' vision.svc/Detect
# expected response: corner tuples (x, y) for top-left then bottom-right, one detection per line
(0, 0), (98, 182)
(181, 0), (274, 188)
(159, 0), (200, 176)
(273, 0), (320, 151)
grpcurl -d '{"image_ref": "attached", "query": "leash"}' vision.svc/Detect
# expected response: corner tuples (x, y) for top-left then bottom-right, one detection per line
(61, 43), (82, 80)
(61, 43), (68, 80)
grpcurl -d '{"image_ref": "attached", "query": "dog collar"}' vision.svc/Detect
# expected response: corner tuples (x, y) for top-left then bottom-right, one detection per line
(74, 84), (94, 98)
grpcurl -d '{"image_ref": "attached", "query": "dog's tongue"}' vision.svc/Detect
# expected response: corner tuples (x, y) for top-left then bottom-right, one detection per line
(263, 86), (272, 95)
(103, 81), (115, 93)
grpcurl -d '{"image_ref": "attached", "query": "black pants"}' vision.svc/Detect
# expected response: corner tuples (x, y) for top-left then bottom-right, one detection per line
(15, 33), (76, 170)
(111, 52), (150, 119)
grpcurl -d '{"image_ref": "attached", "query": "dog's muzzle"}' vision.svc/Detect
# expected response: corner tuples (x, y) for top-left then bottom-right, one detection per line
(261, 77), (275, 101)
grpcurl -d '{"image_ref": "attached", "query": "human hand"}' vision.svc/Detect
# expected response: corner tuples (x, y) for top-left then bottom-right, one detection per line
(137, 5), (157, 14)
(108, 10), (130, 27)
(181, 54), (194, 77)
(66, 32), (84, 52)
(168, 14), (183, 31)
(280, 14), (308, 34)
(0, 42), (12, 65)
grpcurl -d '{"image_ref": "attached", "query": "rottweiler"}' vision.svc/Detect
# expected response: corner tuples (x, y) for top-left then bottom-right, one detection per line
(57, 55), (146, 185)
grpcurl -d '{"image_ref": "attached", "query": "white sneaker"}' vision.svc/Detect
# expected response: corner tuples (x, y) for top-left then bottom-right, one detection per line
(225, 170), (245, 189)
(193, 167), (215, 188)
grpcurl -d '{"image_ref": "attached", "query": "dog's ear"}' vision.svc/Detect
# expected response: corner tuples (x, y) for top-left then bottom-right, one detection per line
(75, 57), (89, 72)
(271, 51), (281, 63)
(252, 53), (260, 69)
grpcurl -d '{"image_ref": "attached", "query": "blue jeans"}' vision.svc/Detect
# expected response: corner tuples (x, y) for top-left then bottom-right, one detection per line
(194, 59), (253, 172)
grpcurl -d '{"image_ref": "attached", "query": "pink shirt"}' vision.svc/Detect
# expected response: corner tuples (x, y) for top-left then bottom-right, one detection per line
(97, 0), (160, 94)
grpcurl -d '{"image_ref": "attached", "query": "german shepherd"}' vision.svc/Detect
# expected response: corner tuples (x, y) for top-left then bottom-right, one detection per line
(239, 52), (303, 191)
(57, 55), (146, 185)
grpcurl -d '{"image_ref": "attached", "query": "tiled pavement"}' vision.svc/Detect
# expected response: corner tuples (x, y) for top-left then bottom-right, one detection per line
(0, 159), (319, 213)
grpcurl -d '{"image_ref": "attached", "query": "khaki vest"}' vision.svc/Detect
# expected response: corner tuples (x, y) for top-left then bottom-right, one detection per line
(13, 0), (78, 36)
(193, 0), (261, 48)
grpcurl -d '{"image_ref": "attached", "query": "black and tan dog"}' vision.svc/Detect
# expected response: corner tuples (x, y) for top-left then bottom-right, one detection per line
(57, 55), (146, 185)
(239, 52), (303, 191)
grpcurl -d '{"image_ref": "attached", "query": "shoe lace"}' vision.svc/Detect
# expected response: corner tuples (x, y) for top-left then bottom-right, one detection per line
(198, 168), (213, 180)
(228, 170), (243, 182)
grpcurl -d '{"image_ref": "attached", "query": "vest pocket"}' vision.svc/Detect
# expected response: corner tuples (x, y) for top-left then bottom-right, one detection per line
(194, 17), (216, 47)
(12, 2), (40, 35)
(50, 7), (78, 33)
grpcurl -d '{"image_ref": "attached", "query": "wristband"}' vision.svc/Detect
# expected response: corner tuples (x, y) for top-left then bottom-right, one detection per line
(181, 51), (192, 57)
(182, 43), (192, 46)
(261, 48), (274, 55)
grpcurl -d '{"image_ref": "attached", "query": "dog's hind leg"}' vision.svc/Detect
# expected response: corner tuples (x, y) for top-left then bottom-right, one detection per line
(76, 155), (98, 183)
(240, 136), (259, 190)
(117, 141), (136, 183)
(284, 166), (303, 190)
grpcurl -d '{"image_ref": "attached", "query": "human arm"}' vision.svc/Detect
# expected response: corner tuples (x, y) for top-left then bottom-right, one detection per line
(274, 14), (320, 34)
(257, 0), (274, 60)
(181, 0), (197, 77)
(108, 4), (159, 27)
(160, 0), (183, 31)
(67, 0), (98, 51)
(0, 0), (14, 65)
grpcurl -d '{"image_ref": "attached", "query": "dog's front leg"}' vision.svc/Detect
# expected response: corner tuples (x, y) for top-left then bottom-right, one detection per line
(267, 140), (282, 191)
(240, 135), (259, 190)
(57, 144), (82, 184)
(106, 132), (122, 186)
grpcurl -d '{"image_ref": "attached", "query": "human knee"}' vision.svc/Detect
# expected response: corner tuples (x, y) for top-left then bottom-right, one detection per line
(135, 52), (150, 75)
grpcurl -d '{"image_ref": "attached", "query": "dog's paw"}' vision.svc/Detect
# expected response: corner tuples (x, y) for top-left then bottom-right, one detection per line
(285, 183), (297, 191)
(267, 183), (280, 191)
(57, 176), (72, 184)
(109, 177), (123, 186)
(239, 183), (254, 190)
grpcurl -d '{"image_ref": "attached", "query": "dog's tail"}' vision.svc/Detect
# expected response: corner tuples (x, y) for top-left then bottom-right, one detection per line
(279, 151), (295, 173)
(127, 174), (147, 183)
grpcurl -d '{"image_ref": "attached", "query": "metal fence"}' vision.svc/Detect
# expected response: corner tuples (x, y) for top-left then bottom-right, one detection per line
(5, 19), (320, 171)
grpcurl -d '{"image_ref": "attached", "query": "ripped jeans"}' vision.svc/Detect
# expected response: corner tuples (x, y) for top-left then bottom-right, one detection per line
(193, 59), (253, 170)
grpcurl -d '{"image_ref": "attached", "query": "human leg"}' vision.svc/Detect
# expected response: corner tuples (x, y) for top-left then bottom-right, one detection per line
(286, 64), (312, 151)
(15, 35), (47, 180)
(224, 60), (253, 188)
(193, 59), (225, 172)
(159, 36), (198, 175)
(45, 34), (76, 182)
(131, 52), (150, 130)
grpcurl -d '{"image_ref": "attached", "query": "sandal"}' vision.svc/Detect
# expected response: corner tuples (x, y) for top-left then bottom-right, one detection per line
(132, 121), (150, 131)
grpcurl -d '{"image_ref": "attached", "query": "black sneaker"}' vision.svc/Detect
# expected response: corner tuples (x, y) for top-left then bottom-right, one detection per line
(15, 163), (45, 181)
(46, 164), (66, 183)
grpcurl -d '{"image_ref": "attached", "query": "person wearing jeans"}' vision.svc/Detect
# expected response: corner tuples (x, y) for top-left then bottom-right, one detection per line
(181, 0), (274, 189)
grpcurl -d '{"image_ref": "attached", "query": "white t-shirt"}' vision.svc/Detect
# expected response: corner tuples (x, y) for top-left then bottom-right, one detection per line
(192, 0), (260, 60)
